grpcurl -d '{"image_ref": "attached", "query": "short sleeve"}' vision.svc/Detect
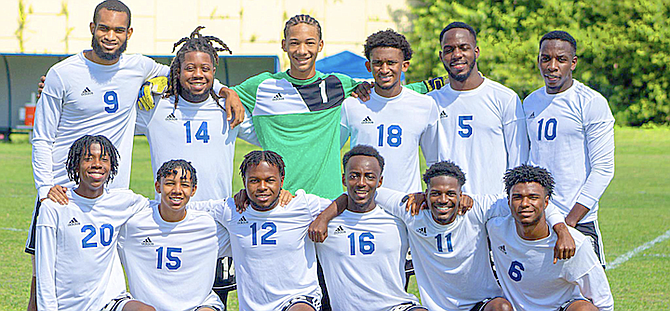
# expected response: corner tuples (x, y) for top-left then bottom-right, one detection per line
(304, 192), (333, 220)
(231, 73), (271, 113)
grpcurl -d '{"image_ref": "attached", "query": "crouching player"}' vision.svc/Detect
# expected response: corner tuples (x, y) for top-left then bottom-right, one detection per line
(35, 135), (154, 310)
(487, 165), (613, 310)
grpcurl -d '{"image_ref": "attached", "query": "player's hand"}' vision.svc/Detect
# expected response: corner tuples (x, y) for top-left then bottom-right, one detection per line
(218, 87), (244, 129)
(401, 192), (426, 216)
(553, 223), (576, 263)
(137, 76), (169, 111)
(458, 194), (474, 215)
(278, 189), (294, 206)
(47, 185), (68, 205)
(308, 214), (329, 243)
(37, 75), (46, 99)
(350, 82), (372, 102)
(233, 189), (249, 213)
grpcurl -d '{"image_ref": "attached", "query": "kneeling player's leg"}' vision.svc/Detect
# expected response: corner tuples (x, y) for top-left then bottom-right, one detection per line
(121, 301), (156, 311)
(287, 303), (317, 311)
(281, 295), (321, 311)
(195, 308), (219, 311)
(478, 297), (513, 311)
(561, 299), (598, 311)
(25, 199), (41, 311)
(389, 302), (428, 311)
(101, 293), (155, 311)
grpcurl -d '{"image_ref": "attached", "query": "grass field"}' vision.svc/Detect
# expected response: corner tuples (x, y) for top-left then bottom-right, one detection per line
(1, 127), (668, 310)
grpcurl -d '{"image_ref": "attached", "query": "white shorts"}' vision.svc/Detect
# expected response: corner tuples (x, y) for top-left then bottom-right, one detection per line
(100, 292), (134, 311)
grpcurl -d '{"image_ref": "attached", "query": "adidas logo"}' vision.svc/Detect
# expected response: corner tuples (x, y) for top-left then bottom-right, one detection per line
(67, 218), (80, 226)
(141, 237), (154, 246)
(272, 93), (284, 101)
(334, 225), (346, 235)
(439, 110), (448, 119)
(361, 116), (374, 124)
(165, 113), (177, 121)
(498, 245), (507, 254)
(237, 216), (248, 224)
(81, 87), (93, 96)
(527, 112), (535, 119)
(416, 227), (427, 236)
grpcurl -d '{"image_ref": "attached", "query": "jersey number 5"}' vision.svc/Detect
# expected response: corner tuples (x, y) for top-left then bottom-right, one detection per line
(458, 115), (473, 138)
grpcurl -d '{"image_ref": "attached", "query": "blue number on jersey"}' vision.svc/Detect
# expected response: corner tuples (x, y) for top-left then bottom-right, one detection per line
(376, 124), (403, 147)
(156, 246), (182, 270)
(458, 115), (473, 138)
(183, 121), (210, 144)
(104, 91), (119, 113)
(348, 232), (375, 255)
(508, 260), (525, 282)
(537, 118), (558, 141)
(250, 222), (277, 246)
(81, 224), (114, 248)
(434, 232), (454, 252)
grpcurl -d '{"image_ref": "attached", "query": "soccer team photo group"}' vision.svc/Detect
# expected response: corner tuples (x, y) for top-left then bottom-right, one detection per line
(7, 0), (652, 310)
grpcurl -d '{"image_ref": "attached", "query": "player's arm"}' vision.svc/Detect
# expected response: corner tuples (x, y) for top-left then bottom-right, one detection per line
(236, 110), (260, 146)
(217, 86), (245, 129)
(502, 95), (529, 169)
(34, 204), (58, 309)
(419, 99), (441, 167)
(308, 194), (347, 243)
(565, 97), (615, 227)
(339, 101), (351, 148)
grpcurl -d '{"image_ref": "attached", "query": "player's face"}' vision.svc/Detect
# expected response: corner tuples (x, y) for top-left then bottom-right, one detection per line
(366, 47), (409, 96)
(539, 39), (577, 94)
(179, 51), (216, 103)
(89, 8), (132, 62)
(343, 156), (383, 209)
(282, 23), (323, 80)
(155, 168), (196, 213)
(76, 142), (111, 198)
(244, 161), (284, 210)
(508, 182), (549, 227)
(439, 28), (479, 82)
(426, 175), (461, 225)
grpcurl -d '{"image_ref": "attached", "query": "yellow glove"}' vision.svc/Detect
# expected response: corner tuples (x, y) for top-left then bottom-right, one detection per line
(137, 76), (169, 111)
(422, 75), (449, 92)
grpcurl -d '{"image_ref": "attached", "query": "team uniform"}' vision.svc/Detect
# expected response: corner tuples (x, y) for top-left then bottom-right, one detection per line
(315, 205), (422, 311)
(136, 95), (258, 200)
(428, 77), (528, 194)
(198, 190), (329, 311)
(487, 216), (614, 311)
(340, 87), (440, 193)
(34, 189), (149, 310)
(524, 80), (615, 264)
(374, 188), (566, 311)
(117, 201), (226, 311)
(27, 51), (168, 253)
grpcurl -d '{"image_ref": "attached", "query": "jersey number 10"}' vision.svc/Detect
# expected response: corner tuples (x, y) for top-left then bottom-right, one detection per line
(537, 118), (557, 141)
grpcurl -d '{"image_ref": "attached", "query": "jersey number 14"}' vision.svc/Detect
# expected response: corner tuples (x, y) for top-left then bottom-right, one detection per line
(184, 121), (210, 144)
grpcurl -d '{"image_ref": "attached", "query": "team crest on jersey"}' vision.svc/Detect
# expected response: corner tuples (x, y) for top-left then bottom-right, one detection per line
(416, 227), (428, 236)
(361, 116), (374, 124)
(141, 237), (154, 246)
(272, 93), (284, 101)
(439, 110), (448, 119)
(80, 87), (93, 96)
(237, 216), (248, 224)
(67, 218), (80, 226)
(333, 225), (346, 234)
(498, 244), (507, 254)
(165, 113), (177, 121)
(527, 112), (535, 119)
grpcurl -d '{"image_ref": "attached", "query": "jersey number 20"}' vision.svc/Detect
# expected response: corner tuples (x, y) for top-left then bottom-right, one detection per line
(81, 224), (113, 248)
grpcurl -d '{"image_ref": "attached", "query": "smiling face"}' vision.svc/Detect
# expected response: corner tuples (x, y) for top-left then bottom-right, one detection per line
(439, 28), (479, 83)
(75, 142), (111, 198)
(343, 155), (383, 212)
(89, 8), (132, 64)
(244, 161), (284, 211)
(178, 51), (215, 103)
(366, 47), (409, 97)
(155, 167), (196, 217)
(282, 23), (323, 80)
(426, 175), (461, 225)
(508, 182), (549, 228)
(539, 39), (577, 94)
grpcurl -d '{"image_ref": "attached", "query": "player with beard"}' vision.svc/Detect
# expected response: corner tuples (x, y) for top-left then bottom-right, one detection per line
(523, 31), (615, 267)
(427, 22), (528, 195)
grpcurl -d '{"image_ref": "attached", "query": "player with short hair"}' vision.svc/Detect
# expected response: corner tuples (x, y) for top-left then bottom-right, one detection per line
(487, 165), (614, 311)
(340, 29), (439, 193)
(373, 161), (575, 311)
(427, 21), (529, 195)
(523, 30), (615, 266)
(314, 145), (427, 311)
(35, 135), (154, 311)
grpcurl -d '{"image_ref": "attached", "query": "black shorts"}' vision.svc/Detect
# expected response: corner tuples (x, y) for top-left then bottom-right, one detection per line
(574, 220), (606, 267)
(558, 298), (589, 311)
(470, 296), (504, 311)
(24, 198), (41, 255)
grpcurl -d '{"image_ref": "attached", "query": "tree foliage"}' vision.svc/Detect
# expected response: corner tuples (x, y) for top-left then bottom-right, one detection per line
(405, 0), (670, 125)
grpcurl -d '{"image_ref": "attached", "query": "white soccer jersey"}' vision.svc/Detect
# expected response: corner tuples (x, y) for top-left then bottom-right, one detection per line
(315, 205), (419, 311)
(487, 216), (614, 311)
(35, 189), (149, 310)
(341, 87), (440, 193)
(32, 51), (168, 199)
(524, 80), (615, 223)
(208, 190), (329, 311)
(428, 78), (529, 195)
(136, 95), (258, 201)
(117, 201), (224, 311)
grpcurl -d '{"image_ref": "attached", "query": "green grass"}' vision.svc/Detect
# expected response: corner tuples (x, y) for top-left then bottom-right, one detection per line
(1, 127), (668, 310)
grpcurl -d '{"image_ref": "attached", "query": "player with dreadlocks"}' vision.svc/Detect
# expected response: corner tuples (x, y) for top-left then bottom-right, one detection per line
(35, 135), (154, 310)
(486, 164), (613, 311)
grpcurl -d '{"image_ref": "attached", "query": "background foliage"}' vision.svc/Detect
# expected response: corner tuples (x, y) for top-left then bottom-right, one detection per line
(404, 0), (670, 125)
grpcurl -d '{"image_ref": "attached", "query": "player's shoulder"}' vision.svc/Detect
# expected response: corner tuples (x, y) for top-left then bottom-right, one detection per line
(482, 78), (520, 100)
(485, 213), (514, 232)
(402, 86), (437, 105)
(523, 86), (547, 103)
(571, 80), (608, 103)
(107, 189), (148, 204)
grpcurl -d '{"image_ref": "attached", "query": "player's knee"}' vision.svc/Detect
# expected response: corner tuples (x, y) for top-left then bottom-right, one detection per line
(286, 302), (316, 311)
(484, 297), (513, 311)
(122, 301), (156, 311)
(565, 300), (598, 311)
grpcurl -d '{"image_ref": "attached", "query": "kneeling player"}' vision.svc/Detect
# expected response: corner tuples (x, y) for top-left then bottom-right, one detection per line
(35, 135), (154, 310)
(487, 165), (613, 310)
